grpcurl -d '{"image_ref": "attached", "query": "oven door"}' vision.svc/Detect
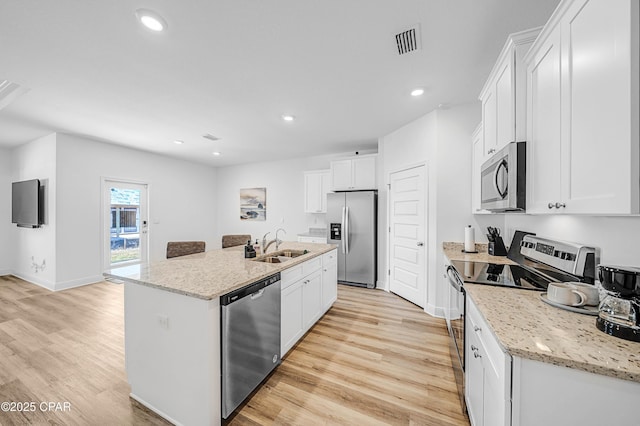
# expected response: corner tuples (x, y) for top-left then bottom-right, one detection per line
(446, 265), (466, 411)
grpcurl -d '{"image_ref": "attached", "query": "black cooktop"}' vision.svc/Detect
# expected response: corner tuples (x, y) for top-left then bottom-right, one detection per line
(450, 260), (571, 290)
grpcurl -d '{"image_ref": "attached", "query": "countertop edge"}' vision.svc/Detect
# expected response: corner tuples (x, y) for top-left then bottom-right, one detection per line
(104, 243), (338, 300)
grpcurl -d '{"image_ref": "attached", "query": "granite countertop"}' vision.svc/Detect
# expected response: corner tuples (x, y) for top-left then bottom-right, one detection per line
(443, 242), (516, 265)
(297, 228), (327, 238)
(442, 241), (640, 383)
(465, 284), (640, 383)
(104, 242), (337, 300)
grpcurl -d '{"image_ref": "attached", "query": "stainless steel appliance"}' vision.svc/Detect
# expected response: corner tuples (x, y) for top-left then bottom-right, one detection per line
(480, 141), (526, 212)
(221, 273), (281, 419)
(596, 265), (640, 342)
(327, 191), (377, 288)
(445, 234), (598, 413)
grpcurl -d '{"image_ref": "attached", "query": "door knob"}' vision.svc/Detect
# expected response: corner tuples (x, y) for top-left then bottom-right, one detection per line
(417, 242), (424, 246)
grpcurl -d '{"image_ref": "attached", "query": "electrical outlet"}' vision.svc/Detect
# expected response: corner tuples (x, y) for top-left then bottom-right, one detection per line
(157, 314), (169, 330)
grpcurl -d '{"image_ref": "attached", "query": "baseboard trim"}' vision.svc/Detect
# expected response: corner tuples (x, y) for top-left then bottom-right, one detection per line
(129, 393), (183, 426)
(11, 272), (55, 291)
(425, 302), (446, 318)
(0, 269), (12, 276)
(55, 275), (104, 291)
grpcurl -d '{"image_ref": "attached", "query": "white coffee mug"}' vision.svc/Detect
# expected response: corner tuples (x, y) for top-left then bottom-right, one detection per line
(547, 282), (586, 307)
(568, 282), (600, 306)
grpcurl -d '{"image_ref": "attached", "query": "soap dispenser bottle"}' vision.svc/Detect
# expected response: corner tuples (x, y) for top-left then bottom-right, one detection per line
(253, 239), (261, 255)
(244, 240), (256, 258)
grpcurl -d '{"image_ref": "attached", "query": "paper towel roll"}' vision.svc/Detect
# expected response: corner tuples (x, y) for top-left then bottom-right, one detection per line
(464, 225), (475, 252)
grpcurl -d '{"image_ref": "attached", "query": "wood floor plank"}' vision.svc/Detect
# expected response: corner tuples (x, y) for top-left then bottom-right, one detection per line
(0, 275), (468, 425)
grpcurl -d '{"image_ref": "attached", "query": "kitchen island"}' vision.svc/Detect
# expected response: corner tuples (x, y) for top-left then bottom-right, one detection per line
(105, 242), (337, 426)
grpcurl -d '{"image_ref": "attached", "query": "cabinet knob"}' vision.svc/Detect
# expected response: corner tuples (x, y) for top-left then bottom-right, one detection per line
(474, 326), (481, 332)
(471, 345), (478, 351)
(548, 202), (555, 209)
(487, 148), (496, 154)
(555, 202), (566, 209)
(417, 242), (424, 247)
(473, 351), (482, 359)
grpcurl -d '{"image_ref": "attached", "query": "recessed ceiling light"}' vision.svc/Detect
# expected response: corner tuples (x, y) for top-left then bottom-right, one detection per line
(411, 88), (425, 97)
(282, 114), (295, 122)
(212, 151), (221, 156)
(173, 140), (184, 145)
(135, 9), (167, 32)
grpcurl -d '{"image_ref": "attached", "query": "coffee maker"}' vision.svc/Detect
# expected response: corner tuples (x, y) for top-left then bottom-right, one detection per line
(596, 265), (640, 342)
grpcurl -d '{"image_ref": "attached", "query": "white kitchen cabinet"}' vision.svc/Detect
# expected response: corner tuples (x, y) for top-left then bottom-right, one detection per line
(330, 154), (377, 191)
(465, 297), (511, 426)
(301, 270), (322, 329)
(479, 28), (541, 162)
(471, 123), (489, 214)
(512, 357), (640, 425)
(280, 280), (304, 356)
(525, 0), (639, 214)
(304, 169), (330, 213)
(280, 252), (335, 356)
(321, 250), (338, 311)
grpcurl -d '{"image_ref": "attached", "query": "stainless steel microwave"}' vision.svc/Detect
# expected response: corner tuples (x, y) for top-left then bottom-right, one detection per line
(480, 141), (526, 212)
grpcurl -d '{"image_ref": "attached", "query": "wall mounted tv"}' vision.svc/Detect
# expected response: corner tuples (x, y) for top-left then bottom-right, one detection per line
(11, 179), (44, 228)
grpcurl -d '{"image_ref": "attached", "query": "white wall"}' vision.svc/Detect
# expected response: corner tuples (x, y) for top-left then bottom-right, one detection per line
(214, 152), (365, 248)
(379, 103), (503, 316)
(11, 134), (57, 289)
(0, 147), (15, 275)
(54, 133), (218, 289)
(503, 215), (640, 267)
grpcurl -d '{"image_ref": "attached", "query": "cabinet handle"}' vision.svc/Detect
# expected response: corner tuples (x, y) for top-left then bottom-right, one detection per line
(323, 268), (327, 272)
(417, 242), (424, 247)
(548, 202), (555, 209)
(555, 202), (566, 209)
(471, 345), (478, 351)
(473, 351), (482, 359)
(474, 326), (481, 332)
(487, 148), (496, 154)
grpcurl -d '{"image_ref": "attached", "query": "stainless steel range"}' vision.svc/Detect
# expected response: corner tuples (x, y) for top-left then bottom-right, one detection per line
(445, 234), (598, 413)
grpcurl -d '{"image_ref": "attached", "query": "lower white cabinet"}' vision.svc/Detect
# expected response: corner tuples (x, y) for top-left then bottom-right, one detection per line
(321, 250), (338, 311)
(466, 297), (511, 426)
(281, 249), (338, 356)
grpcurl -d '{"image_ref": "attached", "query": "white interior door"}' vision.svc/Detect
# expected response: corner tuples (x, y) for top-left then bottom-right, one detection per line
(389, 165), (426, 307)
(103, 179), (148, 270)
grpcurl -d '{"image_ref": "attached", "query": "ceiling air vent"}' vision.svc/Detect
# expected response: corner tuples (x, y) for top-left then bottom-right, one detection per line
(0, 79), (29, 111)
(395, 24), (421, 55)
(202, 133), (220, 142)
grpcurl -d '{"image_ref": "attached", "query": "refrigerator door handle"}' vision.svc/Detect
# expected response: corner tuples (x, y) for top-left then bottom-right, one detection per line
(341, 206), (346, 255)
(345, 206), (350, 254)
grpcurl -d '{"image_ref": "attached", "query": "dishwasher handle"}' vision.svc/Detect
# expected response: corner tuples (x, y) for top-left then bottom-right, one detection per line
(220, 273), (281, 305)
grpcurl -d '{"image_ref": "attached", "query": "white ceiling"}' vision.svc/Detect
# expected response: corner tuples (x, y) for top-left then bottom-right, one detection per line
(0, 0), (560, 167)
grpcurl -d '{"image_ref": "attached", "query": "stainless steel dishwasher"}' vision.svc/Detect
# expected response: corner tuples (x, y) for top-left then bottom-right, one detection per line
(221, 272), (281, 419)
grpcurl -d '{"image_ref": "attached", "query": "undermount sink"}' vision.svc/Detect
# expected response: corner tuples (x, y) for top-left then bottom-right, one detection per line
(252, 249), (308, 263)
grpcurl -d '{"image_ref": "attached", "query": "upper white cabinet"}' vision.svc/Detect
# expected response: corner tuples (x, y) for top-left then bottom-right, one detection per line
(330, 154), (377, 191)
(525, 0), (639, 214)
(479, 28), (541, 162)
(471, 123), (489, 214)
(304, 169), (330, 213)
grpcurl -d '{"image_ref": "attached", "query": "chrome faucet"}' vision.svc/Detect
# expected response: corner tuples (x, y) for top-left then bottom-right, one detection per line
(275, 228), (286, 250)
(262, 228), (286, 253)
(261, 232), (271, 254)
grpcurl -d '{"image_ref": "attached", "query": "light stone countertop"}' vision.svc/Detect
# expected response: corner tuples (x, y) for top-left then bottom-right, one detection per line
(104, 242), (337, 300)
(443, 242), (516, 265)
(443, 241), (640, 383)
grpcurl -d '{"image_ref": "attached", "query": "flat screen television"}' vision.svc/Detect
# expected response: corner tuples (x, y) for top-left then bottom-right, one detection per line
(12, 179), (44, 228)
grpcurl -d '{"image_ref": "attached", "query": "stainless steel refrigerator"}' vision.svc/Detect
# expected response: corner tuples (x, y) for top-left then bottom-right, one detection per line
(326, 191), (377, 288)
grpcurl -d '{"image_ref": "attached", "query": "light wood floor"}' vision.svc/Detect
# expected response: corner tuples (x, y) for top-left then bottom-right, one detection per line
(0, 276), (468, 425)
